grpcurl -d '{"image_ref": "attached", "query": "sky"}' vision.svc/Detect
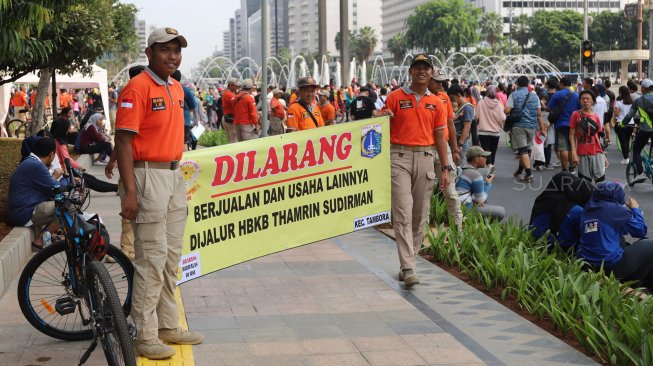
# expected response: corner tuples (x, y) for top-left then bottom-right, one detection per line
(127, 0), (240, 75)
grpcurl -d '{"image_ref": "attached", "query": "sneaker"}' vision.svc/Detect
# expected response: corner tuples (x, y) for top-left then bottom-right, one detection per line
(402, 269), (420, 287)
(552, 161), (561, 167)
(518, 175), (534, 183)
(633, 173), (648, 183)
(513, 171), (523, 179)
(134, 339), (175, 360)
(621, 158), (630, 165)
(533, 165), (543, 171)
(544, 164), (554, 170)
(94, 159), (108, 166)
(159, 327), (204, 345)
(398, 270), (405, 281)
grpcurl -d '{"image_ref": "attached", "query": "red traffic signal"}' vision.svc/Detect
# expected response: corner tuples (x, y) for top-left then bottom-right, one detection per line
(582, 40), (593, 67)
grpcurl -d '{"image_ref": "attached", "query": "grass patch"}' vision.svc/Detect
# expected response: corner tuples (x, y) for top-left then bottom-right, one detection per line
(197, 129), (228, 147)
(426, 194), (653, 365)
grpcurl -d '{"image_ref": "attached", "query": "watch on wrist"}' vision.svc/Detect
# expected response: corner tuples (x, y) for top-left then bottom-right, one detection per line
(441, 164), (454, 172)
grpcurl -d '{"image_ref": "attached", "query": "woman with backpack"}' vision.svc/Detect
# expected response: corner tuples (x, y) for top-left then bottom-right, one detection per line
(570, 89), (608, 183)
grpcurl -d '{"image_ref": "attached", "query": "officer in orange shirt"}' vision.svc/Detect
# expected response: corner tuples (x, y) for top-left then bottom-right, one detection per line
(221, 78), (239, 143)
(114, 26), (203, 360)
(379, 54), (451, 287)
(12, 85), (29, 121)
(269, 89), (286, 135)
(58, 88), (72, 110)
(286, 77), (324, 132)
(427, 69), (462, 229)
(232, 81), (258, 141)
(318, 90), (336, 125)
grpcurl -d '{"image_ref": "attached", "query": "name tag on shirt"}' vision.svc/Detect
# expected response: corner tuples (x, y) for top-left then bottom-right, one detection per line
(399, 100), (413, 109)
(152, 97), (166, 111)
(425, 103), (437, 111)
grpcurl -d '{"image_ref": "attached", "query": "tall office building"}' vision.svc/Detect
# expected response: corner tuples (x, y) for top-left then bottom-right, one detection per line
(381, 0), (430, 59)
(288, 0), (382, 58)
(223, 30), (232, 61)
(135, 18), (149, 64)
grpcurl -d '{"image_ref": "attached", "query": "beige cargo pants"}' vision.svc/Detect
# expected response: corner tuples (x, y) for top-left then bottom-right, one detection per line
(432, 145), (463, 229)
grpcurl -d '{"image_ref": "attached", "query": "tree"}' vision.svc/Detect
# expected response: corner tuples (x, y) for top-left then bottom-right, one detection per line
(530, 10), (583, 68)
(335, 30), (356, 62)
(480, 12), (504, 52)
(405, 0), (480, 57)
(512, 14), (531, 54)
(96, 2), (140, 80)
(590, 10), (649, 51)
(387, 33), (407, 65)
(0, 0), (71, 85)
(355, 26), (378, 63)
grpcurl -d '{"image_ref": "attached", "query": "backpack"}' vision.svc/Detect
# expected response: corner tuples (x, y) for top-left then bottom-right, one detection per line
(547, 90), (572, 124)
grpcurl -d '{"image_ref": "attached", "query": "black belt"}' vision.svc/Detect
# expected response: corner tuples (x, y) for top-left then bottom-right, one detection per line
(224, 114), (234, 123)
(134, 160), (179, 170)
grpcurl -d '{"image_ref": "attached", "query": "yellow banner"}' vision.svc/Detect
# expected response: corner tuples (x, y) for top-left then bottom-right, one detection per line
(176, 117), (391, 283)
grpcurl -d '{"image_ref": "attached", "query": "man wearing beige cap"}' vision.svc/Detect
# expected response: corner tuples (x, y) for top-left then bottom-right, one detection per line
(221, 78), (239, 143)
(115, 26), (203, 360)
(233, 80), (259, 140)
(456, 146), (505, 221)
(269, 89), (286, 135)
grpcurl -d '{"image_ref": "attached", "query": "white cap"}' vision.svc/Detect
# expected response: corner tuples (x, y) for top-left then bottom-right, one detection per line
(641, 79), (653, 89)
(147, 27), (188, 48)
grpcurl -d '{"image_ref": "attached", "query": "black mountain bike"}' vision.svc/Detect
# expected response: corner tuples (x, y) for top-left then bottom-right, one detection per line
(17, 158), (135, 366)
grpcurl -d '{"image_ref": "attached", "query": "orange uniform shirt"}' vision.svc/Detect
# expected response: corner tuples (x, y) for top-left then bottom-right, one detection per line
(289, 93), (298, 105)
(115, 69), (185, 162)
(287, 101), (324, 130)
(233, 92), (258, 125)
(382, 87), (447, 146)
(222, 89), (236, 115)
(59, 92), (73, 108)
(435, 91), (453, 141)
(319, 102), (336, 124)
(270, 98), (285, 119)
(12, 91), (28, 107)
(30, 92), (50, 108)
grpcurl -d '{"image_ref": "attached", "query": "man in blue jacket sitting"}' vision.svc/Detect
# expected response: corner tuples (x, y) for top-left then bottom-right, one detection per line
(9, 137), (62, 249)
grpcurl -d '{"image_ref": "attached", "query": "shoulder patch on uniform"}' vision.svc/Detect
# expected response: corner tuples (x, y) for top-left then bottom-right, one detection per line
(120, 98), (134, 108)
(425, 103), (437, 111)
(288, 113), (294, 119)
(399, 100), (413, 109)
(302, 111), (309, 119)
(152, 97), (166, 111)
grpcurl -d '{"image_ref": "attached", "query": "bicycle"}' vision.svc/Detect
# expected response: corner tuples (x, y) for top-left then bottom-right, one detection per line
(626, 138), (653, 186)
(17, 159), (135, 366)
(6, 108), (54, 138)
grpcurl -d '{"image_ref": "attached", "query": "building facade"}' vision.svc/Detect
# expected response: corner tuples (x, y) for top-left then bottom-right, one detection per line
(135, 18), (149, 64)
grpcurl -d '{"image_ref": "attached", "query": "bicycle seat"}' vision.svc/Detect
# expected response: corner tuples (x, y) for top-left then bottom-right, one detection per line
(72, 213), (97, 236)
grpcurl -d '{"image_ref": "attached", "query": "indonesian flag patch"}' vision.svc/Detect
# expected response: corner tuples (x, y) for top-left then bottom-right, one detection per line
(120, 98), (134, 108)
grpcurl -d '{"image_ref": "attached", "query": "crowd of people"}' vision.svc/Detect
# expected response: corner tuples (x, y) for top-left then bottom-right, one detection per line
(5, 25), (653, 360)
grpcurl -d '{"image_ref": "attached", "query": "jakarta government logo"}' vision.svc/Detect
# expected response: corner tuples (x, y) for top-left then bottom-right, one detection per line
(361, 124), (382, 158)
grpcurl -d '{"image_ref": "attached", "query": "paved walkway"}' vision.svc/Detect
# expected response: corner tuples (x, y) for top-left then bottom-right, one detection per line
(0, 161), (598, 366)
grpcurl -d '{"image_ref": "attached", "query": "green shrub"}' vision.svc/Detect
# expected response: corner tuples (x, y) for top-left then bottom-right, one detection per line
(426, 204), (653, 365)
(197, 129), (228, 147)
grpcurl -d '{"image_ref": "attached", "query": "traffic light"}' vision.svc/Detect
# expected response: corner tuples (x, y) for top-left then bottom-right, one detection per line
(582, 40), (593, 67)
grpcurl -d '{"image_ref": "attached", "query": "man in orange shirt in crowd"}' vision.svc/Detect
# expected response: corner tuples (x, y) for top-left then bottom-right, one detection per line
(379, 54), (451, 287)
(221, 78), (239, 143)
(58, 88), (73, 110)
(428, 69), (462, 229)
(318, 90), (336, 125)
(233, 81), (258, 141)
(114, 26), (203, 360)
(12, 85), (29, 121)
(269, 89), (286, 135)
(286, 77), (324, 132)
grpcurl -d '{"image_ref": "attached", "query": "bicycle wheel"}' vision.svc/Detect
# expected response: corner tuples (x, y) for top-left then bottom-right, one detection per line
(86, 260), (136, 366)
(626, 161), (638, 186)
(17, 241), (133, 341)
(6, 119), (29, 138)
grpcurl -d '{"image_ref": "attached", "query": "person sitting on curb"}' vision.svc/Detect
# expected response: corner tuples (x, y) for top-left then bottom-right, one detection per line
(577, 181), (653, 292)
(79, 113), (112, 165)
(455, 146), (505, 221)
(529, 172), (594, 252)
(8, 137), (62, 250)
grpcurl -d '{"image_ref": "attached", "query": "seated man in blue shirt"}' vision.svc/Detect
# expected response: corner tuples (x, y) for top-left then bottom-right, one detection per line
(455, 146), (506, 221)
(9, 137), (62, 249)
